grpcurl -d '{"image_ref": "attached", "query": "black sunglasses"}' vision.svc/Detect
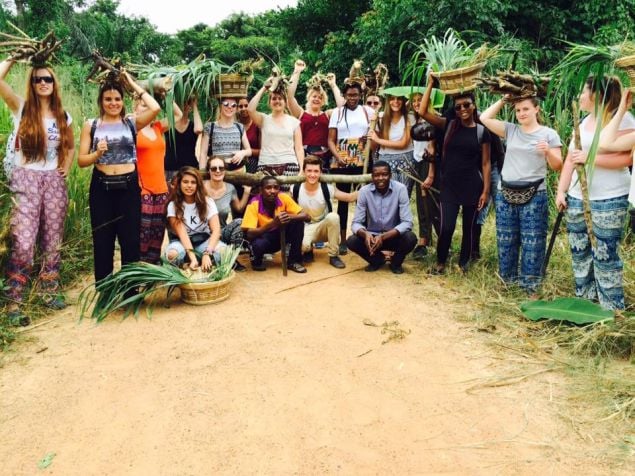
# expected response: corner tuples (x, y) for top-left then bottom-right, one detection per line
(366, 100), (380, 106)
(454, 102), (473, 111)
(237, 104), (249, 109)
(209, 165), (225, 172)
(32, 76), (54, 84)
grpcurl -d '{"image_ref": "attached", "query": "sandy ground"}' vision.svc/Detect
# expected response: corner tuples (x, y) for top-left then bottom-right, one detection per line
(0, 251), (625, 475)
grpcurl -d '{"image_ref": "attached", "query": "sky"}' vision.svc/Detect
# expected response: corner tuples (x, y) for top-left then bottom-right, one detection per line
(117, 0), (299, 34)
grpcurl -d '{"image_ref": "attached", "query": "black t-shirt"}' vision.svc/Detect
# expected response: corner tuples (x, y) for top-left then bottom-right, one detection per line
(164, 121), (199, 171)
(441, 122), (491, 206)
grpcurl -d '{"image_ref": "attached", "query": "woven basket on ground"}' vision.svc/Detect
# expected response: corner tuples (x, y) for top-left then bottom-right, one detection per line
(178, 271), (236, 305)
(615, 55), (635, 91)
(212, 73), (252, 98)
(431, 62), (486, 96)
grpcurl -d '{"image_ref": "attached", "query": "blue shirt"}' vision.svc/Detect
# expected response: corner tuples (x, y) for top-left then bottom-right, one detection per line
(351, 180), (413, 235)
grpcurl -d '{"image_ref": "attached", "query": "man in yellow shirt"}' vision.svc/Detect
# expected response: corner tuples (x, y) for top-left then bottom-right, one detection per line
(242, 176), (310, 272)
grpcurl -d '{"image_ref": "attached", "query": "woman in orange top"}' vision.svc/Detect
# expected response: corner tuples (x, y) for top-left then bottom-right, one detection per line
(135, 98), (182, 263)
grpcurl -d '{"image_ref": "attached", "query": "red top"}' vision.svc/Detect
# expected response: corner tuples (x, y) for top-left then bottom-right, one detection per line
(300, 111), (329, 147)
(246, 122), (260, 150)
(136, 122), (168, 195)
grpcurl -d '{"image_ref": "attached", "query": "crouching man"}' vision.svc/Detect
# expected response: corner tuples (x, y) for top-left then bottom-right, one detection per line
(242, 176), (310, 273)
(346, 161), (417, 274)
(292, 156), (358, 268)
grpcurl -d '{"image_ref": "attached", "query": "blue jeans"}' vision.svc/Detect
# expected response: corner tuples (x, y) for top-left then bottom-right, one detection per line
(565, 195), (627, 310)
(164, 238), (224, 266)
(495, 190), (548, 292)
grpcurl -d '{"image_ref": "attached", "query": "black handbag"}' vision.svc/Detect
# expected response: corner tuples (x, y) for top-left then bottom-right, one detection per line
(500, 178), (544, 205)
(410, 122), (435, 142)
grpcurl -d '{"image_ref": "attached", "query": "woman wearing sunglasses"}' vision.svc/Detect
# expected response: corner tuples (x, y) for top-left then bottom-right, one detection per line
(287, 60), (345, 171)
(78, 73), (161, 285)
(419, 76), (491, 274)
(248, 77), (304, 190)
(199, 97), (252, 173)
(204, 157), (252, 270)
(1, 58), (74, 325)
(482, 95), (562, 295)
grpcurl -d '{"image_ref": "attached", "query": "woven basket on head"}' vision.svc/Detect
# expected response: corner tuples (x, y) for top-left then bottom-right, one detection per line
(431, 62), (486, 96)
(212, 74), (252, 98)
(178, 271), (235, 305)
(615, 55), (635, 92)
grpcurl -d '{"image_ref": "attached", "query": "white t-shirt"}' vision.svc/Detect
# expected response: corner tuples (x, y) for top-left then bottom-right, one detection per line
(296, 183), (335, 223)
(328, 105), (374, 139)
(259, 114), (300, 166)
(167, 197), (219, 236)
(569, 112), (635, 201)
(7, 101), (72, 172)
(379, 116), (414, 154)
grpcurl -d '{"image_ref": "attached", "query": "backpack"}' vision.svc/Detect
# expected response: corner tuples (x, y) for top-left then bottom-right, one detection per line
(292, 182), (332, 214)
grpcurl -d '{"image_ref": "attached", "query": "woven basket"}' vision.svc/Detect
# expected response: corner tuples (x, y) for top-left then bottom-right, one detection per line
(615, 55), (635, 91)
(212, 73), (252, 98)
(431, 62), (486, 96)
(178, 271), (235, 305)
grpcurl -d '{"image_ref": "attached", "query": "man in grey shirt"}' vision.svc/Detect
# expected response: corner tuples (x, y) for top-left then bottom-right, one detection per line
(346, 161), (417, 274)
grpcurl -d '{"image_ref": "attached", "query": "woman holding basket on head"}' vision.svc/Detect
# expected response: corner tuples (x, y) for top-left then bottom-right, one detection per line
(78, 72), (161, 283)
(556, 76), (634, 310)
(1, 56), (74, 325)
(287, 59), (345, 171)
(481, 94), (562, 294)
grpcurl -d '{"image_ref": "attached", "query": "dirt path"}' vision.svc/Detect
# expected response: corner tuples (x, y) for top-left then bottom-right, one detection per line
(0, 252), (621, 475)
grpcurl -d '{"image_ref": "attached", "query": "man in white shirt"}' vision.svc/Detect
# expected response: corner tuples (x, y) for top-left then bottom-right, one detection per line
(292, 156), (358, 268)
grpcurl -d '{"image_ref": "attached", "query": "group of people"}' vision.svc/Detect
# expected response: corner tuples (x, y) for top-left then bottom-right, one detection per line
(2, 54), (635, 326)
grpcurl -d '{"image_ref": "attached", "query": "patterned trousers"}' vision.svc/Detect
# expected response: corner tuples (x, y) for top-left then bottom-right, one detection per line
(565, 195), (627, 310)
(140, 192), (169, 264)
(6, 167), (68, 303)
(495, 190), (548, 292)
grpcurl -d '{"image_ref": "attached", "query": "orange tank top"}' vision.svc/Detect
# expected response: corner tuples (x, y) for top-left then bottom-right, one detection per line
(136, 122), (168, 195)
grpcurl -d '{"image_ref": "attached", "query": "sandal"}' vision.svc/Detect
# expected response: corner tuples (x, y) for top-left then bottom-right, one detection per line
(287, 262), (307, 274)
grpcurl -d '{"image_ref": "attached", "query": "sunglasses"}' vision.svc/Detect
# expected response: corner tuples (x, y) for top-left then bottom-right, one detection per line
(366, 101), (380, 106)
(237, 104), (249, 109)
(32, 76), (54, 84)
(209, 166), (225, 172)
(454, 102), (473, 111)
(221, 101), (237, 108)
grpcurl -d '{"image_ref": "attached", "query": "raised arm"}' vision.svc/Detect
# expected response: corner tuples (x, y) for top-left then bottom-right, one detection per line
(159, 101), (183, 130)
(122, 72), (161, 129)
(479, 98), (506, 138)
(0, 58), (21, 113)
(326, 73), (345, 108)
(198, 124), (210, 170)
(248, 85), (267, 127)
(419, 74), (446, 129)
(192, 100), (203, 134)
(287, 60), (305, 118)
(600, 90), (635, 152)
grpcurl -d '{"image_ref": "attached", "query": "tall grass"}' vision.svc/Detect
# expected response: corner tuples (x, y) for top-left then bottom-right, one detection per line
(0, 63), (94, 347)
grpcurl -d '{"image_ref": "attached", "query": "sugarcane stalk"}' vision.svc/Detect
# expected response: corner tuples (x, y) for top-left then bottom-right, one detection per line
(572, 101), (597, 249)
(363, 114), (378, 174)
(221, 171), (372, 186)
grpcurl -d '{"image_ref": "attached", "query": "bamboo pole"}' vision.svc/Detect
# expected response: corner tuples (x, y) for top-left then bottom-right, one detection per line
(217, 170), (372, 186)
(363, 114), (379, 174)
(572, 101), (597, 249)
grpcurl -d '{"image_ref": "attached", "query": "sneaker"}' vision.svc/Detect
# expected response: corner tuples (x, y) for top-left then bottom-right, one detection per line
(390, 264), (405, 274)
(314, 242), (326, 249)
(338, 243), (348, 255)
(329, 256), (346, 269)
(365, 258), (385, 272)
(252, 261), (266, 271)
(431, 264), (445, 275)
(8, 309), (30, 327)
(233, 261), (247, 272)
(287, 262), (307, 273)
(302, 250), (314, 263)
(412, 245), (428, 259)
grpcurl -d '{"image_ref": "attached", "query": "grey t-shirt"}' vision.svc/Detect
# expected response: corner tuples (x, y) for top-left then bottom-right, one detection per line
(212, 183), (238, 227)
(500, 123), (561, 190)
